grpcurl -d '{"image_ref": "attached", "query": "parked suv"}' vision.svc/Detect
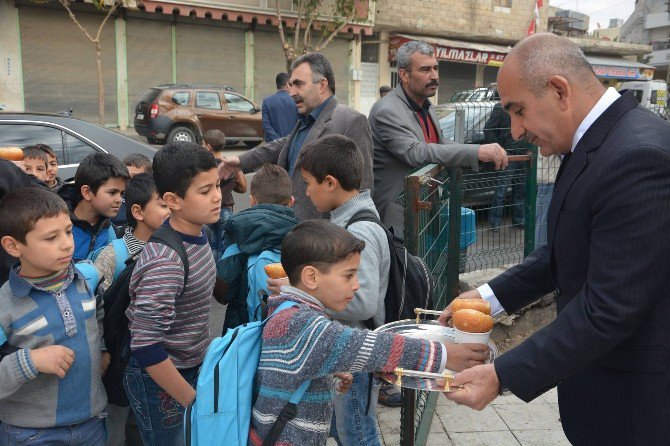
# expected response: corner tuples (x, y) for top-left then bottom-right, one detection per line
(134, 84), (264, 146)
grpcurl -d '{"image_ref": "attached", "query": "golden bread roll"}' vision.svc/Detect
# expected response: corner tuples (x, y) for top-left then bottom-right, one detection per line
(0, 147), (24, 161)
(453, 309), (494, 333)
(264, 263), (287, 279)
(451, 298), (491, 315)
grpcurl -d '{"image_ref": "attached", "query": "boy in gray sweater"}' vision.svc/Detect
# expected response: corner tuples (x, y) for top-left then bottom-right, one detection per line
(293, 135), (487, 446)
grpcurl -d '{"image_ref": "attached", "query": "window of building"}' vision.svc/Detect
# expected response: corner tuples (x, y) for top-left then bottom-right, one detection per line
(494, 0), (512, 7)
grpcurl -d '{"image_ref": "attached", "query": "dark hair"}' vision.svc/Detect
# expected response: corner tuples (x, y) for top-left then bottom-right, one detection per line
(291, 52), (336, 94)
(379, 85), (392, 95)
(250, 163), (292, 205)
(296, 135), (363, 191)
(21, 146), (49, 166)
(153, 141), (217, 198)
(0, 187), (69, 243)
(74, 153), (130, 195)
(203, 129), (226, 152)
(276, 72), (290, 89)
(27, 144), (57, 162)
(281, 219), (365, 285)
(124, 173), (158, 229)
(123, 153), (152, 173)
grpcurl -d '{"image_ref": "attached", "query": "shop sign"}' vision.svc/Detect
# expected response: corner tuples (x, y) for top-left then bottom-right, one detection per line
(592, 65), (654, 80)
(389, 36), (507, 66)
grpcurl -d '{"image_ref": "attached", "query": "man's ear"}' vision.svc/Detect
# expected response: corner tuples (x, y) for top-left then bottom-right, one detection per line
(548, 75), (571, 110)
(300, 265), (318, 290)
(287, 196), (295, 208)
(250, 194), (259, 207)
(324, 175), (339, 192)
(130, 203), (144, 223)
(398, 68), (410, 85)
(162, 192), (181, 211)
(80, 184), (93, 202)
(1, 236), (22, 258)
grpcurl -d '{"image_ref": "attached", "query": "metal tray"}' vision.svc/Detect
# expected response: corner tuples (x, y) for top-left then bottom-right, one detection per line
(373, 319), (498, 392)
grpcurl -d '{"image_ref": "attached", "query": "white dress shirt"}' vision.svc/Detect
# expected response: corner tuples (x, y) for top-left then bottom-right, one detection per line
(478, 87), (621, 315)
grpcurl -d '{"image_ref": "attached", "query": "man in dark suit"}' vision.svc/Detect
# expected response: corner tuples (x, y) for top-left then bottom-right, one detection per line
(219, 52), (373, 221)
(440, 33), (670, 445)
(261, 73), (298, 142)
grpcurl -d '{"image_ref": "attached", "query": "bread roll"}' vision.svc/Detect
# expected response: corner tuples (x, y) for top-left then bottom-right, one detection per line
(264, 263), (287, 279)
(453, 309), (494, 333)
(0, 147), (24, 161)
(451, 298), (491, 316)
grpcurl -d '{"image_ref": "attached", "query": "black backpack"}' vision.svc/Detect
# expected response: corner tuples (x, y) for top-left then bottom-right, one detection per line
(102, 224), (189, 406)
(346, 210), (434, 329)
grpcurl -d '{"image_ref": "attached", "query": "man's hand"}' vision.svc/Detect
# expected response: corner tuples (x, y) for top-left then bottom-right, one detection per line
(444, 363), (500, 410)
(267, 277), (289, 295)
(30, 345), (75, 378)
(334, 372), (353, 394)
(101, 352), (111, 376)
(445, 343), (489, 372)
(218, 156), (241, 180)
(478, 144), (509, 170)
(438, 289), (482, 326)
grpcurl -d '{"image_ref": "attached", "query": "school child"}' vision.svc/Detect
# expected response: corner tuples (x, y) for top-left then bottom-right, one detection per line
(0, 187), (107, 445)
(21, 145), (50, 183)
(125, 141), (220, 445)
(113, 153), (154, 227)
(32, 143), (63, 191)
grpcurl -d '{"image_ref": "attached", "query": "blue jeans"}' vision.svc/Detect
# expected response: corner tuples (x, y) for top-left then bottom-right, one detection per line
(535, 182), (554, 247)
(331, 372), (382, 446)
(123, 358), (199, 446)
(0, 415), (106, 446)
(490, 163), (525, 228)
(207, 207), (233, 260)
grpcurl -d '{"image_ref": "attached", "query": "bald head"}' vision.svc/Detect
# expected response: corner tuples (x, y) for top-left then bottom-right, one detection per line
(501, 33), (602, 97)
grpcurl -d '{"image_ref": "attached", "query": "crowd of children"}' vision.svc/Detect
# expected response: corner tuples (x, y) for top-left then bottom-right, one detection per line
(0, 133), (489, 446)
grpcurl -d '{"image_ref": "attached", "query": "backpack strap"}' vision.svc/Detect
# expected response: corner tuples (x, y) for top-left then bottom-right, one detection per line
(111, 238), (130, 282)
(75, 261), (101, 295)
(148, 225), (190, 287)
(107, 224), (119, 242)
(345, 209), (384, 230)
(261, 379), (312, 446)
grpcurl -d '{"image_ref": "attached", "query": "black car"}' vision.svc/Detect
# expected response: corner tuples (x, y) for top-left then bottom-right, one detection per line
(0, 113), (156, 180)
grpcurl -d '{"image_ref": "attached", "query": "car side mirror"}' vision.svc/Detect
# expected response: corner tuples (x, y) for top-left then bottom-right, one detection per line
(252, 107), (260, 114)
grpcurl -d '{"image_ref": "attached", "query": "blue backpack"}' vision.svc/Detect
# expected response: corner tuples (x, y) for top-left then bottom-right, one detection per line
(185, 301), (310, 446)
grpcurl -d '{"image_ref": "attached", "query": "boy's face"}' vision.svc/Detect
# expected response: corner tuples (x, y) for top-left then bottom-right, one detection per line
(310, 253), (361, 312)
(24, 158), (48, 182)
(167, 168), (222, 225)
(126, 165), (149, 178)
(2, 212), (74, 278)
(301, 169), (337, 212)
(138, 192), (171, 231)
(84, 177), (126, 218)
(46, 154), (59, 184)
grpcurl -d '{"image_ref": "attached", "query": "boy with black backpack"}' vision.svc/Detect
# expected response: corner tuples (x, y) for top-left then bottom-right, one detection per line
(216, 163), (298, 333)
(125, 142), (220, 445)
(295, 135), (489, 445)
(92, 173), (170, 446)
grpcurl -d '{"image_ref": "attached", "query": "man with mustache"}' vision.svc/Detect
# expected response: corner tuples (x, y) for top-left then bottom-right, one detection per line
(370, 40), (508, 234)
(218, 52), (373, 221)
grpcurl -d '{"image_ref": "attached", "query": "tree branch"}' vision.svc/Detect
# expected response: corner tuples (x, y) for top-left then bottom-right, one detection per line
(59, 0), (96, 43)
(95, 0), (119, 42)
(275, 0), (292, 61)
(315, 18), (350, 52)
(303, 12), (315, 50)
(294, 0), (305, 53)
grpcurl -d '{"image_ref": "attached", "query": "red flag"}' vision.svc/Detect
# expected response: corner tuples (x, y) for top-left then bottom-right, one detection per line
(528, 0), (542, 35)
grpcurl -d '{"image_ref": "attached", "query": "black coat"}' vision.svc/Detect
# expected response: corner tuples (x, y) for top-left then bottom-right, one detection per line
(491, 93), (670, 445)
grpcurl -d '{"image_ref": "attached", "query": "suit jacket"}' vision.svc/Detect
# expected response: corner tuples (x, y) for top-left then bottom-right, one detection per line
(238, 96), (373, 221)
(369, 84), (480, 233)
(261, 89), (298, 142)
(490, 93), (670, 445)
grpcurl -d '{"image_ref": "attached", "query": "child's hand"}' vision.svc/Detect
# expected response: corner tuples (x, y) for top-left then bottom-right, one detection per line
(444, 343), (489, 372)
(101, 352), (111, 376)
(267, 277), (289, 295)
(30, 345), (75, 378)
(334, 372), (353, 394)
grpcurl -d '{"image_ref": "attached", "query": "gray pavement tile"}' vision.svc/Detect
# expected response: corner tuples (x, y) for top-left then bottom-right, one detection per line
(449, 431), (521, 446)
(424, 431), (455, 445)
(539, 387), (558, 405)
(436, 403), (508, 432)
(513, 429), (571, 446)
(490, 393), (545, 406)
(326, 438), (338, 446)
(493, 403), (563, 431)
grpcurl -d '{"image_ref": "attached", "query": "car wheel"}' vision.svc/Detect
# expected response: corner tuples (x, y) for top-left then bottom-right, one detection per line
(244, 141), (259, 148)
(167, 126), (196, 143)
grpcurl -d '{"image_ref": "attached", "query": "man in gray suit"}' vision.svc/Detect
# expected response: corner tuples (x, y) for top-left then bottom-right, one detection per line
(219, 52), (373, 221)
(370, 41), (508, 233)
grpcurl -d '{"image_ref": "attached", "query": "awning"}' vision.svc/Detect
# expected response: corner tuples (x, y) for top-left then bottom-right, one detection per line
(389, 34), (510, 66)
(586, 55), (655, 80)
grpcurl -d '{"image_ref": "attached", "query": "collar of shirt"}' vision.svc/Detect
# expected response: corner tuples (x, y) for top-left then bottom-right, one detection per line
(401, 86), (432, 114)
(298, 95), (333, 127)
(571, 87), (620, 153)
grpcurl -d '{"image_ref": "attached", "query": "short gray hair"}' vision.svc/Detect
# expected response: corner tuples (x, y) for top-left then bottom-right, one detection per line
(291, 52), (336, 94)
(508, 33), (597, 97)
(396, 40), (434, 71)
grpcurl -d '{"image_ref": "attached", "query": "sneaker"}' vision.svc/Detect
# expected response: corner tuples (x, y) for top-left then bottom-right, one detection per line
(378, 382), (402, 408)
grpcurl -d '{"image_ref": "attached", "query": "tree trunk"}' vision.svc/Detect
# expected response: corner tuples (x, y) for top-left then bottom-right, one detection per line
(96, 42), (104, 125)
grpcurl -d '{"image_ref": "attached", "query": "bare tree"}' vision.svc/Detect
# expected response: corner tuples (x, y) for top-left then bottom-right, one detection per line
(276, 0), (369, 70)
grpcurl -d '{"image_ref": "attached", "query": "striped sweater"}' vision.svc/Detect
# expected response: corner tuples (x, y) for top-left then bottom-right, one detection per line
(127, 222), (215, 369)
(249, 287), (446, 446)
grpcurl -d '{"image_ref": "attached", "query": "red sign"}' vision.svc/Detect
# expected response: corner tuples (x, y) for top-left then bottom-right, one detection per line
(389, 36), (507, 66)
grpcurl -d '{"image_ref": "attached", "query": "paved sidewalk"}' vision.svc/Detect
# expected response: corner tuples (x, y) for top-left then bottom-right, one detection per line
(327, 388), (570, 446)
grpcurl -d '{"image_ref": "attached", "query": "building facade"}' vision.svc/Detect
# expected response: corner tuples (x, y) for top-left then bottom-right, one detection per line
(621, 0), (670, 80)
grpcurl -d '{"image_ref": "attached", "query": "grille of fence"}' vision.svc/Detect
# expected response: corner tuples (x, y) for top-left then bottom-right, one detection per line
(397, 100), (554, 445)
